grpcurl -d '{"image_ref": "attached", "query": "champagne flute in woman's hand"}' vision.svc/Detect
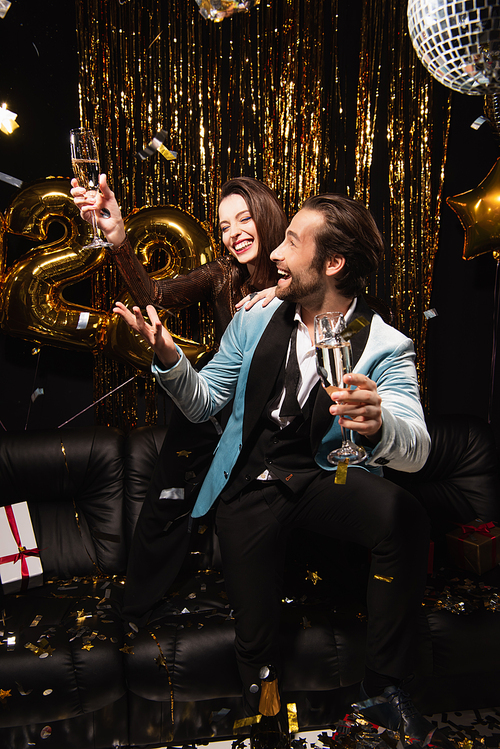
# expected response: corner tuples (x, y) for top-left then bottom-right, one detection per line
(70, 128), (112, 249)
(314, 312), (367, 465)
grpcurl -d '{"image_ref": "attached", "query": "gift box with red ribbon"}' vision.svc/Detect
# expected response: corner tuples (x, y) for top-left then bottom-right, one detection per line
(0, 502), (43, 594)
(446, 519), (500, 575)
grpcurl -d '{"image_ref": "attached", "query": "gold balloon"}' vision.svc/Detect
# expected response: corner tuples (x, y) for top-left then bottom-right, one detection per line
(0, 179), (217, 368)
(103, 204), (217, 369)
(0, 177), (109, 350)
(447, 158), (500, 261)
(124, 204), (217, 279)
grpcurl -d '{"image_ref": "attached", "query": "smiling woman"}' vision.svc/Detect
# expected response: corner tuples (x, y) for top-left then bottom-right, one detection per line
(219, 194), (259, 267)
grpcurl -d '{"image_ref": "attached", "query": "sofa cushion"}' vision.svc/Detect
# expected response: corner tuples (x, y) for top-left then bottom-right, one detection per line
(124, 568), (367, 702)
(0, 577), (126, 728)
(0, 427), (126, 578)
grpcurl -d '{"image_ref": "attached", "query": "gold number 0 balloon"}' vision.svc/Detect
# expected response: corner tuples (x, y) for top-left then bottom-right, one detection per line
(103, 204), (218, 369)
(0, 177), (108, 350)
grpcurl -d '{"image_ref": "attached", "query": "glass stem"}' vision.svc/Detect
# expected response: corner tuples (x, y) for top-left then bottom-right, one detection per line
(90, 211), (100, 241)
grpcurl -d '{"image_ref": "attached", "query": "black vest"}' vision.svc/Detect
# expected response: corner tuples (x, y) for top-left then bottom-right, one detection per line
(219, 369), (323, 502)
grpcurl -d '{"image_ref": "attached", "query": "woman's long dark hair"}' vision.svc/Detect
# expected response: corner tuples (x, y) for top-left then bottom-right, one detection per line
(218, 177), (287, 293)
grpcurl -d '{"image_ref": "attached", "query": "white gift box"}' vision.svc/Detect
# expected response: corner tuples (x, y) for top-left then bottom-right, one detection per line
(0, 502), (43, 594)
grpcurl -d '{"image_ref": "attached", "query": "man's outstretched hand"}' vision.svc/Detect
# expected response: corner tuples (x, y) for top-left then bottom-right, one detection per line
(113, 302), (180, 369)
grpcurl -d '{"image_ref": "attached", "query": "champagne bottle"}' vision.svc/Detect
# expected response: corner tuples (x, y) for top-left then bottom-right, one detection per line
(250, 666), (290, 749)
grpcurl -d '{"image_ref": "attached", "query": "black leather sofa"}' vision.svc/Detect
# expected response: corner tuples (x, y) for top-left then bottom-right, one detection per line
(0, 414), (499, 749)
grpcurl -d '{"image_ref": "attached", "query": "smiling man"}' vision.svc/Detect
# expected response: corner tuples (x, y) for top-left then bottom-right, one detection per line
(114, 193), (452, 749)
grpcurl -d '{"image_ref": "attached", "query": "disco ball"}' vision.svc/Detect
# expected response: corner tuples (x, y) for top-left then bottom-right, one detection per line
(407, 0), (500, 95)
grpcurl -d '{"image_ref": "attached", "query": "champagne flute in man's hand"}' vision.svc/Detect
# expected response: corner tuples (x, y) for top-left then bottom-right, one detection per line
(314, 312), (367, 465)
(70, 128), (112, 249)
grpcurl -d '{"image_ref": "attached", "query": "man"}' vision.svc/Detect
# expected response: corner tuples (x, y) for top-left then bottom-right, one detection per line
(115, 194), (449, 748)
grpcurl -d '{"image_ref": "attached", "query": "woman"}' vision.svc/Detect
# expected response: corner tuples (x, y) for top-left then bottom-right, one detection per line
(71, 175), (287, 627)
(71, 175), (286, 346)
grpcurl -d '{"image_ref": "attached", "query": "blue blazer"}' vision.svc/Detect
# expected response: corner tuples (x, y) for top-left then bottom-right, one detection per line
(153, 297), (431, 518)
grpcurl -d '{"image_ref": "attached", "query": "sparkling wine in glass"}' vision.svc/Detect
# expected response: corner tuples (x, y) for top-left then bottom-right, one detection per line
(70, 128), (112, 249)
(314, 312), (367, 465)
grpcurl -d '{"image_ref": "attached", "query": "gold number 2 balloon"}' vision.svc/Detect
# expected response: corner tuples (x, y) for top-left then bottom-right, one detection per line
(0, 177), (108, 350)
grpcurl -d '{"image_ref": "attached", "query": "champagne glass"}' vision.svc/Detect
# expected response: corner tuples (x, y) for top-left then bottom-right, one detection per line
(70, 128), (112, 249)
(314, 312), (367, 465)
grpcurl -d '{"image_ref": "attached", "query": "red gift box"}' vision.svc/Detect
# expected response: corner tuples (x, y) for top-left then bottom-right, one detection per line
(446, 519), (500, 575)
(0, 502), (43, 594)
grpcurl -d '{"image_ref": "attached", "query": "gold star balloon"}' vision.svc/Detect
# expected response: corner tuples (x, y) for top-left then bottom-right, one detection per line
(447, 158), (500, 261)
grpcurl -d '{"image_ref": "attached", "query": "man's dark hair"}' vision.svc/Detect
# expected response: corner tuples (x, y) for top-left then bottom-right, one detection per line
(302, 193), (385, 298)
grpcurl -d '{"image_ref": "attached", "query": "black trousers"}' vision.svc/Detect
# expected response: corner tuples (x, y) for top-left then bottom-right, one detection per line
(215, 468), (430, 713)
(122, 409), (221, 626)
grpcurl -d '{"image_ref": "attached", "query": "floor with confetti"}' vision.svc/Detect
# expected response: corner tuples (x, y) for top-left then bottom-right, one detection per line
(195, 707), (500, 749)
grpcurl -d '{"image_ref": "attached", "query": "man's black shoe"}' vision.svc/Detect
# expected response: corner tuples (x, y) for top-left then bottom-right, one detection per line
(352, 684), (455, 748)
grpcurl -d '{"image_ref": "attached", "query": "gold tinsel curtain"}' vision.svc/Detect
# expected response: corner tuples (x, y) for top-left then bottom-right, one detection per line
(75, 0), (451, 427)
(353, 1), (452, 389)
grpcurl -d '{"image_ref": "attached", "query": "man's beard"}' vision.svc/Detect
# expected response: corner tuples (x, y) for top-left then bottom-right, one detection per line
(275, 270), (326, 308)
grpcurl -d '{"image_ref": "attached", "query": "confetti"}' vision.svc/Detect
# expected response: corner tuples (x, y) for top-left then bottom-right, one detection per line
(334, 460), (349, 485)
(136, 129), (177, 162)
(30, 387), (44, 402)
(305, 570), (322, 585)
(0, 171), (22, 187)
(233, 714), (262, 729)
(25, 640), (54, 657)
(0, 103), (19, 134)
(15, 681), (33, 696)
(341, 316), (370, 341)
(288, 703), (299, 733)
(211, 707), (231, 722)
(471, 116), (488, 130)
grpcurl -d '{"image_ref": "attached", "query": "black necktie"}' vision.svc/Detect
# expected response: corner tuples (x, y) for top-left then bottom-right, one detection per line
(279, 324), (302, 418)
